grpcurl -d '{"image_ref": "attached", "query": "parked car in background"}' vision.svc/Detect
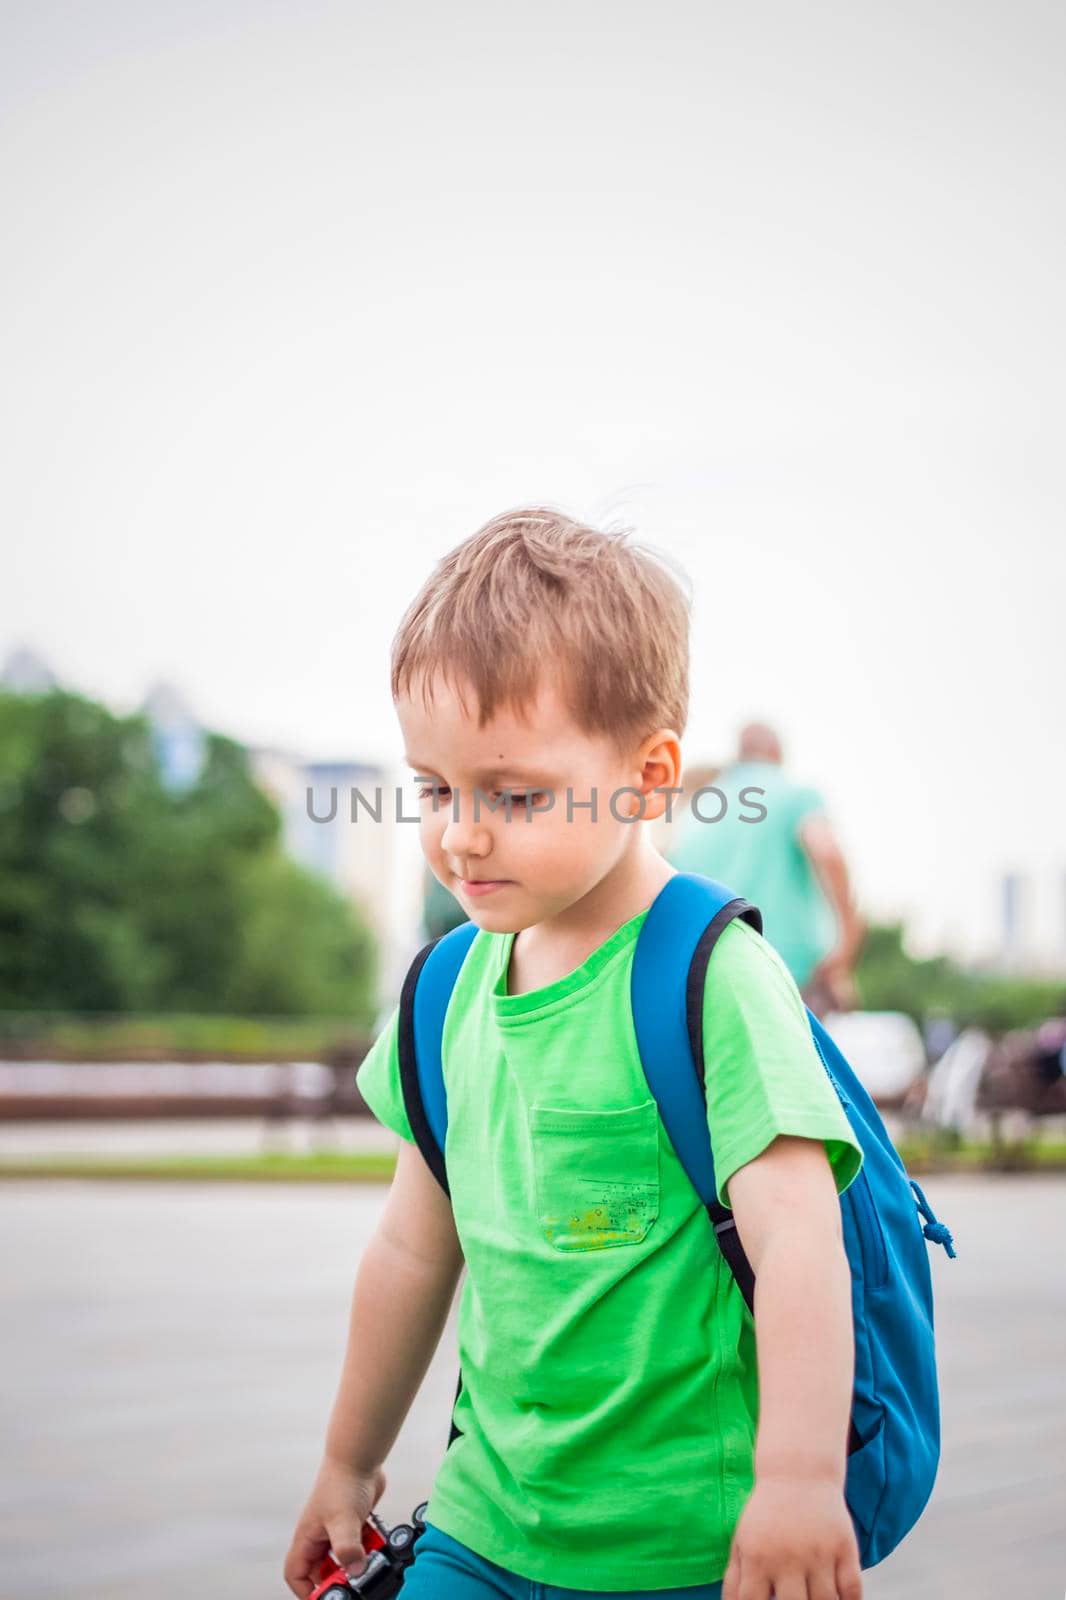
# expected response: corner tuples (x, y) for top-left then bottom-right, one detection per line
(820, 1010), (927, 1108)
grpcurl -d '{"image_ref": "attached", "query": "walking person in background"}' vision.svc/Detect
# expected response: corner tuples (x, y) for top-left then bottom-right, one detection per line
(670, 722), (864, 1017)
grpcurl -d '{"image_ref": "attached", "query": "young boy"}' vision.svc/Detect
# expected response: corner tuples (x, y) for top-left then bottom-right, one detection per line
(284, 509), (866, 1600)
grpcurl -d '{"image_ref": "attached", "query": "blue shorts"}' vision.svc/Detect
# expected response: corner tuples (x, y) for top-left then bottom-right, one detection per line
(399, 1520), (725, 1599)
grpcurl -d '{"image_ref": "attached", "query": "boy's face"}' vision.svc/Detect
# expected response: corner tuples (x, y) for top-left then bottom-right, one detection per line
(397, 671), (672, 933)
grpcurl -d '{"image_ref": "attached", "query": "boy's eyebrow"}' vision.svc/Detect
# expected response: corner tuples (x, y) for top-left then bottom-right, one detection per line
(403, 755), (557, 783)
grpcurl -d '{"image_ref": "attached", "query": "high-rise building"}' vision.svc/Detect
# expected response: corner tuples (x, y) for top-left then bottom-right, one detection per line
(1, 645), (57, 694)
(250, 747), (424, 1012)
(997, 867), (1066, 975)
(1001, 870), (1026, 966)
(142, 681), (207, 793)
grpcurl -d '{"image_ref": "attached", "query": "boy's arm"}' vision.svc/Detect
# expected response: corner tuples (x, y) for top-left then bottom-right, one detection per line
(286, 1143), (462, 1593)
(722, 1134), (863, 1600)
(324, 1138), (465, 1471)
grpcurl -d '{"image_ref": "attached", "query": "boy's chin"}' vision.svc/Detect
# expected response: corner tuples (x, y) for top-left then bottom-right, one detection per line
(465, 904), (524, 932)
(458, 890), (533, 934)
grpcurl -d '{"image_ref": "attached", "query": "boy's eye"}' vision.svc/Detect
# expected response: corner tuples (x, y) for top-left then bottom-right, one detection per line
(415, 784), (547, 807)
(494, 790), (548, 808)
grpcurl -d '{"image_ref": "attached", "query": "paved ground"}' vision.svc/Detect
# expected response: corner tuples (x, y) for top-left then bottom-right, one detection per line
(2, 1172), (1063, 1600)
(0, 1115), (400, 1158)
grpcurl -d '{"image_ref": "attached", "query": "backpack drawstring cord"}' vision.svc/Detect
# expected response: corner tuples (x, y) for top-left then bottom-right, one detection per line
(909, 1178), (957, 1258)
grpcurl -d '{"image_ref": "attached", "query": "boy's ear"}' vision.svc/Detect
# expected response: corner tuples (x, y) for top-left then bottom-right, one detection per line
(636, 728), (682, 817)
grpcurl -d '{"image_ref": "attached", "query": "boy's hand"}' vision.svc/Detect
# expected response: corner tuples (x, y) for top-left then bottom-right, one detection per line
(283, 1459), (387, 1597)
(722, 1474), (862, 1600)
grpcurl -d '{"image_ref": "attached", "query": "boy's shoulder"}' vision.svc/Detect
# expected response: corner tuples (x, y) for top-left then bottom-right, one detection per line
(698, 919), (824, 1104)
(706, 913), (801, 995)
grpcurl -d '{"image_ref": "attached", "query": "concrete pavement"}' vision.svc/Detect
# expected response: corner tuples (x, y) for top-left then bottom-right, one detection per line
(0, 1115), (399, 1159)
(2, 1173), (1062, 1599)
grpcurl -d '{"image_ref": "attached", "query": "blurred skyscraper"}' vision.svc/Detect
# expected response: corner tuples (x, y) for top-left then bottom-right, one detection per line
(250, 748), (392, 933)
(142, 680), (207, 793)
(1001, 870), (1025, 966)
(996, 868), (1066, 974)
(1, 646), (56, 694)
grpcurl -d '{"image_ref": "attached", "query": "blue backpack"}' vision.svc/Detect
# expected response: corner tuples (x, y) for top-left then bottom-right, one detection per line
(396, 872), (956, 1572)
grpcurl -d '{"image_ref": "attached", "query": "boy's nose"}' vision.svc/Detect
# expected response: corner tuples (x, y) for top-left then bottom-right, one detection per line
(440, 812), (491, 860)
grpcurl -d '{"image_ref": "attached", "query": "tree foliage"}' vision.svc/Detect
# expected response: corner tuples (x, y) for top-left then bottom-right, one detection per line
(0, 689), (376, 1020)
(856, 921), (1065, 1033)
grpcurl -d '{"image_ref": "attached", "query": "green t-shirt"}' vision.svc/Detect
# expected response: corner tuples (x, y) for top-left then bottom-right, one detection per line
(669, 761), (836, 989)
(356, 904), (863, 1590)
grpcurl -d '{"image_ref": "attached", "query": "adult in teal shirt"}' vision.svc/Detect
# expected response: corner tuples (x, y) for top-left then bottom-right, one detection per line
(670, 723), (864, 1010)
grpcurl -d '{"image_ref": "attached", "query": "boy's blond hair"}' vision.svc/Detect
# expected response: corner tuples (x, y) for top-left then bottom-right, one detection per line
(391, 506), (692, 754)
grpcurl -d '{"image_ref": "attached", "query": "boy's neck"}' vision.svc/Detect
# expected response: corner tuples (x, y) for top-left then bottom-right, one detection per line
(506, 841), (676, 996)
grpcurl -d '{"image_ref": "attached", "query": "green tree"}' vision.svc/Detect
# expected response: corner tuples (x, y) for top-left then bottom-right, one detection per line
(0, 688), (376, 1020)
(224, 853), (377, 1017)
(856, 921), (1064, 1033)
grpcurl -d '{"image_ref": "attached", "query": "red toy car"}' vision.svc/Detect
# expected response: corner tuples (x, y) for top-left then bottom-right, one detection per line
(308, 1502), (427, 1598)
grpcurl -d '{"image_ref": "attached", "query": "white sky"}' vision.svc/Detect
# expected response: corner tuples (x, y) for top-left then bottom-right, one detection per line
(3, 0), (1064, 961)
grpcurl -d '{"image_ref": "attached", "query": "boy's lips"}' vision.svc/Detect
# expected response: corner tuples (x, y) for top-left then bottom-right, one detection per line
(459, 877), (512, 897)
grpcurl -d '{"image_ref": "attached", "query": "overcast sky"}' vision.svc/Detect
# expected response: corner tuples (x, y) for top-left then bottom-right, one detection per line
(3, 0), (1064, 961)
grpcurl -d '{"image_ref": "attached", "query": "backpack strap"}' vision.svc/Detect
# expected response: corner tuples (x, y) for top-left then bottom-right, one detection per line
(396, 918), (479, 1453)
(631, 873), (762, 1308)
(634, 873), (864, 1457)
(397, 919), (479, 1198)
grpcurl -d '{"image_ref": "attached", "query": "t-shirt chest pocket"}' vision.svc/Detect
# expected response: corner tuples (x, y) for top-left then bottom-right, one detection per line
(528, 1099), (660, 1251)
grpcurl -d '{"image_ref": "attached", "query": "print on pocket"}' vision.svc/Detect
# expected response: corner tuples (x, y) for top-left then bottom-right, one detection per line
(530, 1100), (661, 1252)
(542, 1179), (658, 1249)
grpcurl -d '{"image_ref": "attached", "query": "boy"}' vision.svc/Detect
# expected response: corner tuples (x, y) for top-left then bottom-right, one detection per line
(284, 508), (866, 1600)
